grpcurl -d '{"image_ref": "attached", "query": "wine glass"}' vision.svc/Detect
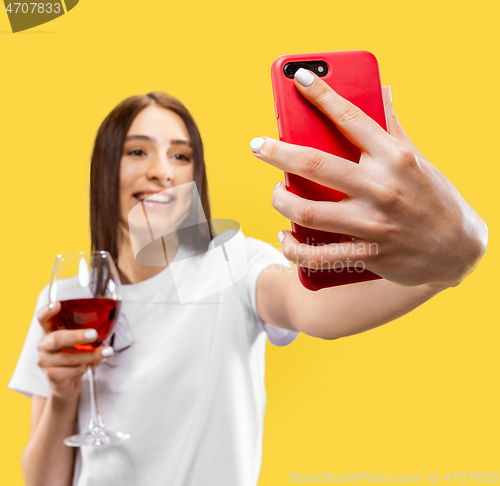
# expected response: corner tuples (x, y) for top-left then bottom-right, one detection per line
(48, 251), (130, 447)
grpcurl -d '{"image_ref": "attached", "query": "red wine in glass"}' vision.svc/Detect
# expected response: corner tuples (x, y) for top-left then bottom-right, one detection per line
(49, 251), (129, 447)
(49, 298), (121, 352)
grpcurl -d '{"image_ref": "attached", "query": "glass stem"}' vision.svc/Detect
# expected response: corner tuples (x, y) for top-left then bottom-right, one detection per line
(87, 366), (105, 431)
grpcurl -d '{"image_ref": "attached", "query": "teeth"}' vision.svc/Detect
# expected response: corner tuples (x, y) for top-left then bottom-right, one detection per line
(135, 193), (172, 203)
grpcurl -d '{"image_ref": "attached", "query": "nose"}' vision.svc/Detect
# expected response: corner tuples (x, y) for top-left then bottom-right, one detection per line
(146, 153), (174, 183)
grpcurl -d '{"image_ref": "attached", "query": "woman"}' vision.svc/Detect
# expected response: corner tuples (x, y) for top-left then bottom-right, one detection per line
(9, 71), (487, 486)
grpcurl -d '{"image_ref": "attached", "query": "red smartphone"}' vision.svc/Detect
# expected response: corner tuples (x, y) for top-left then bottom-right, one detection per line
(271, 50), (386, 291)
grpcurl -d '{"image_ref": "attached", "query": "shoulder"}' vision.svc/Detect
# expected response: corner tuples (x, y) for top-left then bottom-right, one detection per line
(35, 284), (50, 308)
(244, 235), (280, 254)
(243, 235), (292, 269)
(209, 230), (289, 264)
(30, 283), (50, 330)
(7, 284), (52, 398)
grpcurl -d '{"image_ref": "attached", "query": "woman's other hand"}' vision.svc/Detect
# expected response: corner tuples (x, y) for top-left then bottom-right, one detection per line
(251, 69), (488, 288)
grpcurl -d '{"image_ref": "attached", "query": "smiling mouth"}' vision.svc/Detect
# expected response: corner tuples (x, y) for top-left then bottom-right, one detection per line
(134, 193), (175, 204)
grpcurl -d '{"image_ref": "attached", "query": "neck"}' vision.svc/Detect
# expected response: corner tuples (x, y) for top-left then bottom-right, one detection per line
(116, 229), (180, 285)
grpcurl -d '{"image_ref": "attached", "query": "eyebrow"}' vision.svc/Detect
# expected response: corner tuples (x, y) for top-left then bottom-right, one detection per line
(125, 135), (191, 147)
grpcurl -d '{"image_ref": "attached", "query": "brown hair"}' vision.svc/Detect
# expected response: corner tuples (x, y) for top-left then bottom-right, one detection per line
(90, 92), (213, 263)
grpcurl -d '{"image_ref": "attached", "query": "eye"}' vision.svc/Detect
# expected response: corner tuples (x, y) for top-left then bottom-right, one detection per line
(125, 148), (146, 157)
(127, 148), (146, 157)
(173, 153), (191, 162)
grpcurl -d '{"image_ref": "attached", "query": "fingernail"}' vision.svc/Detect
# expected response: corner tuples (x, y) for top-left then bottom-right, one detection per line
(84, 329), (98, 340)
(388, 86), (392, 103)
(295, 68), (315, 87)
(274, 181), (282, 190)
(277, 231), (285, 243)
(101, 347), (114, 357)
(250, 137), (265, 153)
(49, 302), (56, 310)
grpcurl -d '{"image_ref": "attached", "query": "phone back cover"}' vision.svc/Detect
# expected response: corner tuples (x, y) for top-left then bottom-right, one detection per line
(271, 50), (386, 290)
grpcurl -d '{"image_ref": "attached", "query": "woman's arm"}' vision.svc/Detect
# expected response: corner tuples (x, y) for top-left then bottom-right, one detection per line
(22, 395), (79, 486)
(256, 265), (446, 339)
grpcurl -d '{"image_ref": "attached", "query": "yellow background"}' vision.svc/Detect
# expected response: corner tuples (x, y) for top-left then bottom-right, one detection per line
(1, 0), (498, 484)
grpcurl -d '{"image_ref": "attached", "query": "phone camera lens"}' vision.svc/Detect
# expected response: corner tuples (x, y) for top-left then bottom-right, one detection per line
(284, 64), (295, 78)
(315, 63), (328, 77)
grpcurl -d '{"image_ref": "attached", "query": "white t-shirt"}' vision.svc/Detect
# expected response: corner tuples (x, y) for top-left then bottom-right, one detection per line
(8, 234), (298, 486)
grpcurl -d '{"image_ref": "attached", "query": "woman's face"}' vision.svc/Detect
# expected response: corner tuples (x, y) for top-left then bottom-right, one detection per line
(120, 105), (195, 241)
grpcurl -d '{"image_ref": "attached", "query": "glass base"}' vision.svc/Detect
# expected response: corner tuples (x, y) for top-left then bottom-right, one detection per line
(64, 427), (130, 447)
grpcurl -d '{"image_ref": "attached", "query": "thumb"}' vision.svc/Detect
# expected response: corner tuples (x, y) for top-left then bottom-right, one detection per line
(382, 85), (415, 146)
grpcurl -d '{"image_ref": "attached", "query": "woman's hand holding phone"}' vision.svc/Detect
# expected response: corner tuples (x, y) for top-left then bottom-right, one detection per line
(251, 69), (488, 288)
(36, 303), (113, 400)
